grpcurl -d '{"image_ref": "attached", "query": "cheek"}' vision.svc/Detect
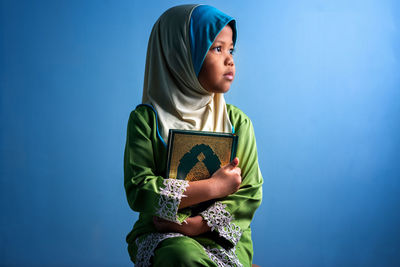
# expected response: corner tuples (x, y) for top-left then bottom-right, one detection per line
(206, 63), (220, 79)
(198, 68), (212, 90)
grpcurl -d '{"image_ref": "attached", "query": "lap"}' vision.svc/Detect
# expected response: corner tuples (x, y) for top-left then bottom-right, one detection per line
(152, 236), (217, 267)
(128, 231), (250, 266)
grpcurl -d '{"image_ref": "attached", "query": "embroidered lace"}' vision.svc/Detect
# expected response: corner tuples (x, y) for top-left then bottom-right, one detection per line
(200, 201), (242, 245)
(155, 179), (189, 223)
(204, 246), (243, 267)
(135, 232), (184, 267)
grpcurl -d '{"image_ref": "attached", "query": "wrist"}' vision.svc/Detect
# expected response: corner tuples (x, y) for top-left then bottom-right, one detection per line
(207, 176), (222, 199)
(184, 216), (210, 236)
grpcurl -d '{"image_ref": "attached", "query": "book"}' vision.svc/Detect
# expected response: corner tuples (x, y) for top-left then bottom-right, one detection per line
(166, 129), (238, 182)
(166, 129), (238, 215)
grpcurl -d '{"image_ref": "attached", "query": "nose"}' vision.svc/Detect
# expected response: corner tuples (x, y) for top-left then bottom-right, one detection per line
(225, 53), (234, 66)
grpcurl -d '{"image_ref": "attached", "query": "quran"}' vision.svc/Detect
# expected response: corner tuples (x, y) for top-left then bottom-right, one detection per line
(166, 129), (238, 181)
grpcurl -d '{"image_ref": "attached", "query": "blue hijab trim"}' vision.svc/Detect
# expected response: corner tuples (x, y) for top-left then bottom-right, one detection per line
(190, 5), (237, 76)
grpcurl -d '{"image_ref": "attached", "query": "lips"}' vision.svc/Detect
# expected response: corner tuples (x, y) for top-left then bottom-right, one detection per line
(223, 71), (234, 81)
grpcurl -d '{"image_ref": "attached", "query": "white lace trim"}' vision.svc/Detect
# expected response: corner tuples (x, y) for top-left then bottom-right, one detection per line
(135, 232), (184, 267)
(155, 179), (189, 223)
(204, 246), (243, 267)
(200, 201), (242, 245)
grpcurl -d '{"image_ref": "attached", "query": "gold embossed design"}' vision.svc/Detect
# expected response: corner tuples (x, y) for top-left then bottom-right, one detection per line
(186, 161), (210, 181)
(168, 133), (233, 181)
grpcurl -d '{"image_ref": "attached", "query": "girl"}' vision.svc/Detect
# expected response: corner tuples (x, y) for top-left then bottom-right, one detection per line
(124, 4), (263, 266)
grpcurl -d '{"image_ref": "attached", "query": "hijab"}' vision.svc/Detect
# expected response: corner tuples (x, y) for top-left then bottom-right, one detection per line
(141, 4), (237, 142)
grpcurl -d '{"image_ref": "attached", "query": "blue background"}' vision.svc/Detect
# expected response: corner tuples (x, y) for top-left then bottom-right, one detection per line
(1, 0), (399, 266)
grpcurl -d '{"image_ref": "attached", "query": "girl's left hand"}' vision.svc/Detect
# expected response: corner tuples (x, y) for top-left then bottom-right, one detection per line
(153, 215), (210, 236)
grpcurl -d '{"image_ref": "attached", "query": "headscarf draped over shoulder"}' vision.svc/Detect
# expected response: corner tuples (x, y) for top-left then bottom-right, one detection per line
(142, 4), (237, 141)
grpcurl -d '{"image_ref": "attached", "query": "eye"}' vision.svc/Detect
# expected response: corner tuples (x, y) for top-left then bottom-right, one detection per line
(230, 48), (235, 55)
(212, 46), (222, 52)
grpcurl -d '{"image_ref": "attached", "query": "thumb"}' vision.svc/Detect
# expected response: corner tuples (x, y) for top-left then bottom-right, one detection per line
(228, 157), (239, 168)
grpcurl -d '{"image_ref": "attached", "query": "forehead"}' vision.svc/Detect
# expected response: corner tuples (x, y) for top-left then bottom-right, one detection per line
(213, 25), (234, 45)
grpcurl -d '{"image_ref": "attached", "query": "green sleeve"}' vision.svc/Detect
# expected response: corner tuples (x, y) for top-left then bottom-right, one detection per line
(124, 108), (190, 223)
(200, 108), (263, 246)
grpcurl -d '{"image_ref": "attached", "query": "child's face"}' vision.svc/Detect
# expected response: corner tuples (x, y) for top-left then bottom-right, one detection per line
(198, 25), (235, 94)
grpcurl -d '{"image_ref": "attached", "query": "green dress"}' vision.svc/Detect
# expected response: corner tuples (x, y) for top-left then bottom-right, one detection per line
(124, 104), (263, 266)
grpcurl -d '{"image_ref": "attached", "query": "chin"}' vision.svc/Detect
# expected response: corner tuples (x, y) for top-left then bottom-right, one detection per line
(215, 82), (233, 93)
(204, 82), (232, 93)
(220, 85), (232, 93)
(210, 86), (230, 94)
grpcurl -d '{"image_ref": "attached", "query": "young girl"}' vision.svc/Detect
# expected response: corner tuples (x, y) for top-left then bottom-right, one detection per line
(124, 4), (263, 266)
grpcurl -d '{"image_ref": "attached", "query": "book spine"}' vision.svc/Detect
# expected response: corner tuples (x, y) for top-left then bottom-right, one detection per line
(230, 135), (238, 161)
(165, 129), (174, 179)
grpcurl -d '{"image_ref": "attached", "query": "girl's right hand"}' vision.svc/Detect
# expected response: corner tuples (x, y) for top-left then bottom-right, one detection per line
(210, 157), (242, 198)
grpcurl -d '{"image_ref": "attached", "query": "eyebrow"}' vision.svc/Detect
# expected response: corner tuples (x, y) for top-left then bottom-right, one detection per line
(213, 40), (234, 46)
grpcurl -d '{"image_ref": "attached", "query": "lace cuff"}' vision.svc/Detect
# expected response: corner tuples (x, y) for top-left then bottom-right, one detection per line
(200, 201), (242, 246)
(135, 232), (184, 267)
(155, 179), (189, 223)
(204, 246), (243, 267)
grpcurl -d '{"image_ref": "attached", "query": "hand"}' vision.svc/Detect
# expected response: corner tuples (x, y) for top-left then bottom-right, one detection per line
(177, 158), (242, 209)
(153, 216), (210, 236)
(210, 157), (242, 198)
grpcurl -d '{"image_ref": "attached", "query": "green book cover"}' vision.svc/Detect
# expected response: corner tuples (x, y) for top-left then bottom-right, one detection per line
(166, 129), (238, 181)
(166, 129), (238, 214)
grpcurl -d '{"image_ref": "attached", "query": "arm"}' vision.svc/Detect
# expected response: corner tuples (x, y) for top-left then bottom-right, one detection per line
(179, 157), (242, 209)
(151, 113), (261, 239)
(153, 116), (262, 240)
(153, 158), (242, 235)
(124, 108), (242, 224)
(153, 215), (211, 236)
(124, 108), (190, 223)
(199, 114), (263, 246)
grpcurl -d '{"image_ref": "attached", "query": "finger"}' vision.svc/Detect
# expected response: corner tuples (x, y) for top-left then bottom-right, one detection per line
(222, 157), (239, 170)
(230, 157), (239, 167)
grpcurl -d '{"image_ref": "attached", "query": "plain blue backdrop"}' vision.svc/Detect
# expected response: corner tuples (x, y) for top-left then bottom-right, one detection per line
(1, 0), (399, 266)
